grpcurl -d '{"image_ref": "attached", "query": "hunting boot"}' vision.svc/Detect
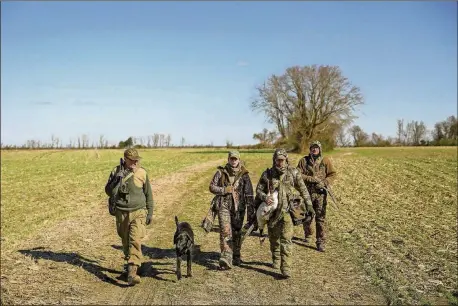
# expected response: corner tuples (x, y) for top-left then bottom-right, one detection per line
(219, 257), (232, 270)
(281, 268), (291, 279)
(127, 264), (141, 285)
(233, 256), (241, 266)
(316, 243), (326, 252)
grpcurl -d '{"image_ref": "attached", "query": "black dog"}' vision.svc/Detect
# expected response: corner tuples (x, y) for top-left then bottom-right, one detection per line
(174, 216), (194, 280)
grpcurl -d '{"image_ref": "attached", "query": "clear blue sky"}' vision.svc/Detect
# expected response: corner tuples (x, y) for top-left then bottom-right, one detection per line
(1, 1), (456, 146)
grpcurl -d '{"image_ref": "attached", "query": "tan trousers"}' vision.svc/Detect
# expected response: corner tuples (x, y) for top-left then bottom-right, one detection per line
(115, 209), (147, 266)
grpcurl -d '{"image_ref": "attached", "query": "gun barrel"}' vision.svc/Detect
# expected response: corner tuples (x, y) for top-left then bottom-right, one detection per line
(324, 187), (339, 210)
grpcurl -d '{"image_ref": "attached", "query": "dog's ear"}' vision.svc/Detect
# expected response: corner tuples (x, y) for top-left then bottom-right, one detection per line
(175, 216), (179, 227)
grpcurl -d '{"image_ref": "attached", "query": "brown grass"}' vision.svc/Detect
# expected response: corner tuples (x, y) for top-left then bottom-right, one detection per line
(1, 147), (456, 305)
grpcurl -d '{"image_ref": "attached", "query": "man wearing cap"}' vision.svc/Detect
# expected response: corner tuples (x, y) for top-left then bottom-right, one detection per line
(209, 150), (254, 269)
(254, 148), (314, 278)
(297, 140), (336, 252)
(104, 148), (154, 285)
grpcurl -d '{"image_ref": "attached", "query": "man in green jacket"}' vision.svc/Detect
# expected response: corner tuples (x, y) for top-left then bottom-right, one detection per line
(105, 148), (154, 286)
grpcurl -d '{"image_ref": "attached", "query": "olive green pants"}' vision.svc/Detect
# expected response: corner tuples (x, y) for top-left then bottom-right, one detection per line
(268, 212), (294, 273)
(115, 209), (147, 266)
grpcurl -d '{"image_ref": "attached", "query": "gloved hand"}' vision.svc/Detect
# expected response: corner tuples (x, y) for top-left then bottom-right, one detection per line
(265, 196), (274, 205)
(316, 181), (326, 190)
(146, 211), (153, 225)
(224, 186), (233, 194)
(116, 169), (127, 180)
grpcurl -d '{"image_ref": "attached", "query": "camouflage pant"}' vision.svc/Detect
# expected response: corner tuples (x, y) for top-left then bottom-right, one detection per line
(218, 199), (244, 263)
(303, 192), (327, 245)
(268, 212), (293, 273)
(115, 209), (147, 266)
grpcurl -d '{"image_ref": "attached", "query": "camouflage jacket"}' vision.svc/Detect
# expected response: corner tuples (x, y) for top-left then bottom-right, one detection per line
(297, 154), (337, 194)
(209, 165), (254, 214)
(255, 166), (312, 227)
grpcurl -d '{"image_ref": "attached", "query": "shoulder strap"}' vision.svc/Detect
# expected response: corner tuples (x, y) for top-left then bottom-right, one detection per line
(218, 169), (226, 187)
(233, 168), (248, 185)
(266, 168), (272, 193)
(121, 172), (134, 184)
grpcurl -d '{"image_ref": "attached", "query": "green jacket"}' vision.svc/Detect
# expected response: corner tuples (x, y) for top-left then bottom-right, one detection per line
(255, 166), (312, 227)
(105, 166), (154, 213)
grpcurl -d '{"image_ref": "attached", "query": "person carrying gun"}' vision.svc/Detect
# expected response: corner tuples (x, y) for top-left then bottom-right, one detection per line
(104, 148), (154, 285)
(296, 140), (337, 252)
(208, 151), (254, 270)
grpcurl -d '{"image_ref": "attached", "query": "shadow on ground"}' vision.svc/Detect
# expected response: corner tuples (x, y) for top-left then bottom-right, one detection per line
(291, 237), (318, 251)
(239, 260), (285, 280)
(18, 247), (129, 288)
(113, 244), (221, 274)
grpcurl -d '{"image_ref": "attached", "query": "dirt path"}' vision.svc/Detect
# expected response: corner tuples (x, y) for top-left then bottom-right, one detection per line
(1, 158), (386, 305)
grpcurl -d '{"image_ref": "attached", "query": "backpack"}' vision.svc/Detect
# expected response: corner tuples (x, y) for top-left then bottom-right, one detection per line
(107, 160), (134, 216)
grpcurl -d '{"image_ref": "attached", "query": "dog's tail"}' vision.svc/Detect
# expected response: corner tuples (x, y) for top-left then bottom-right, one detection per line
(175, 215), (179, 227)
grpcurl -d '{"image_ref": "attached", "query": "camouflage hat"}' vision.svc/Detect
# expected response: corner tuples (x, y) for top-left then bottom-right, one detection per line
(309, 140), (322, 149)
(228, 150), (240, 159)
(124, 148), (142, 161)
(273, 148), (288, 160)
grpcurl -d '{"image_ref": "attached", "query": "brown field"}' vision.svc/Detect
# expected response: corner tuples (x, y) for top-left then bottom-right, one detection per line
(1, 147), (456, 305)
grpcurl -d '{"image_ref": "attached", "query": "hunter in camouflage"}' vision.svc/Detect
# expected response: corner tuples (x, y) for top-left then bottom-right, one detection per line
(104, 148), (154, 285)
(297, 140), (337, 252)
(254, 148), (314, 278)
(209, 151), (254, 270)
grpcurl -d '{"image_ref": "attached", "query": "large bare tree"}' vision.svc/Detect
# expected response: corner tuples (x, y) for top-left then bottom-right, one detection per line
(251, 65), (363, 151)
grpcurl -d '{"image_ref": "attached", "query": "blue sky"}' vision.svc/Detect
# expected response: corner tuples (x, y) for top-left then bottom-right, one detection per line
(1, 1), (456, 146)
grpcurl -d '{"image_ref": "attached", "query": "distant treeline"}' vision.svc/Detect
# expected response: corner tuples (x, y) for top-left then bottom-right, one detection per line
(2, 64), (456, 152)
(1, 115), (456, 151)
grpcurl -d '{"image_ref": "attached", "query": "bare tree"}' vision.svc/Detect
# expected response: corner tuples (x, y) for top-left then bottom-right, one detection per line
(349, 125), (369, 147)
(159, 134), (165, 147)
(81, 134), (90, 148)
(180, 137), (185, 147)
(165, 134), (171, 147)
(405, 120), (426, 145)
(50, 134), (58, 148)
(153, 134), (159, 147)
(251, 65), (364, 151)
(371, 133), (385, 146)
(99, 135), (105, 149)
(432, 122), (444, 142)
(253, 128), (269, 145)
(336, 127), (349, 147)
(396, 119), (405, 145)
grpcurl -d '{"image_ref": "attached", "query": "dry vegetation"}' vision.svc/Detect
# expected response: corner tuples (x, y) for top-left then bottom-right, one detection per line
(1, 147), (456, 305)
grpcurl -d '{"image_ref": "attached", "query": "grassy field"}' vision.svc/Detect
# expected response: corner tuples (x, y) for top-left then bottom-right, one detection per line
(1, 146), (456, 305)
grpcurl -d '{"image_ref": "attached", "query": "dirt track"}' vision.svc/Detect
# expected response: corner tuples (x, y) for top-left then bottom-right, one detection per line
(1, 158), (385, 305)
